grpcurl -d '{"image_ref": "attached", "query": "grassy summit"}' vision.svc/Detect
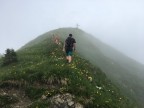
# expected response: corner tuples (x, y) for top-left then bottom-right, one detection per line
(0, 28), (138, 107)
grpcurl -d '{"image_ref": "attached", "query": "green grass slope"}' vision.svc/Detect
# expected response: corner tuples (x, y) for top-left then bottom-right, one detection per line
(0, 34), (138, 107)
(38, 27), (144, 107)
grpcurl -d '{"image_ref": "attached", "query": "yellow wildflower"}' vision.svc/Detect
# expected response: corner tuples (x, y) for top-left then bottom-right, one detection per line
(88, 76), (92, 82)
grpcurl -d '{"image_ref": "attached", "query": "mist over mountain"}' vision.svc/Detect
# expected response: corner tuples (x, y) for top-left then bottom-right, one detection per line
(0, 28), (143, 107)
(0, 54), (2, 58)
(19, 28), (144, 106)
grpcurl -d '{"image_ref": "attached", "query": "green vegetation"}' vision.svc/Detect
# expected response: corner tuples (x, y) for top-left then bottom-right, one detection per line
(46, 28), (144, 107)
(0, 49), (17, 66)
(0, 28), (140, 107)
(0, 95), (18, 107)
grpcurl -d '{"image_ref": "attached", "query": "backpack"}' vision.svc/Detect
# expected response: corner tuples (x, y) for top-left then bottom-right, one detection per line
(65, 37), (73, 47)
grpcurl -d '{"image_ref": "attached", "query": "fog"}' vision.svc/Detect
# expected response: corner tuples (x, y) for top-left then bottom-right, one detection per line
(0, 0), (144, 64)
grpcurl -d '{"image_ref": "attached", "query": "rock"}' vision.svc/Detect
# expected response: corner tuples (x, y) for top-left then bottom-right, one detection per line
(56, 97), (64, 103)
(50, 93), (83, 108)
(61, 79), (67, 85)
(75, 103), (84, 108)
(41, 95), (47, 100)
(68, 101), (74, 106)
(13, 93), (17, 97)
(3, 92), (7, 95)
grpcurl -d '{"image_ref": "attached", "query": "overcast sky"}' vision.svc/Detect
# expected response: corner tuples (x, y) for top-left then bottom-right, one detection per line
(0, 0), (144, 64)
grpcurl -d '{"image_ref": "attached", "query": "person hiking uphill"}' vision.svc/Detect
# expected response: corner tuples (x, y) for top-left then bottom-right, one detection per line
(52, 34), (60, 45)
(63, 34), (76, 63)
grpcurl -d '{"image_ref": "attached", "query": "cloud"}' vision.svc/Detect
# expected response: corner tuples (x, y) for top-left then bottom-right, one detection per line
(0, 0), (144, 64)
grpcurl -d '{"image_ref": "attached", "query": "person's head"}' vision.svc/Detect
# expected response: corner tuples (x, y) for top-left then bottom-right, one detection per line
(69, 34), (72, 37)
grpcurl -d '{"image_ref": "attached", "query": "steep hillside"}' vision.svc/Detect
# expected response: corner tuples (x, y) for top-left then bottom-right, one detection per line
(38, 28), (144, 107)
(18, 27), (144, 107)
(0, 32), (138, 107)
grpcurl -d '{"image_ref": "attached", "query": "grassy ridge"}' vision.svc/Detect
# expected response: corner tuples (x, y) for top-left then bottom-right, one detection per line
(0, 35), (138, 107)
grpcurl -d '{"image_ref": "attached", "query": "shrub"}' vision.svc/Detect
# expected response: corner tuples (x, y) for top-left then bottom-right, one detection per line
(2, 49), (18, 66)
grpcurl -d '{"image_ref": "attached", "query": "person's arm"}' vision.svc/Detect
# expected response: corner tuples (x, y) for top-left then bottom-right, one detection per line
(73, 43), (76, 51)
(63, 41), (65, 51)
(73, 38), (76, 51)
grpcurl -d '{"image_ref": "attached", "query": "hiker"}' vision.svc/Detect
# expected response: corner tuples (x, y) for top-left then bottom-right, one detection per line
(53, 34), (60, 45)
(63, 34), (76, 63)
